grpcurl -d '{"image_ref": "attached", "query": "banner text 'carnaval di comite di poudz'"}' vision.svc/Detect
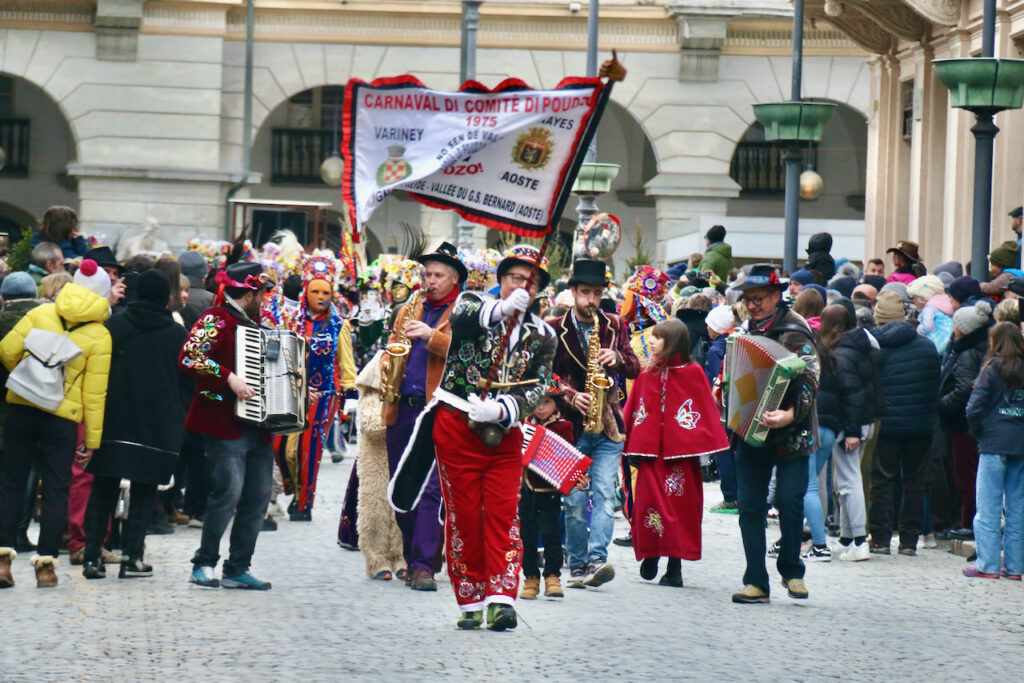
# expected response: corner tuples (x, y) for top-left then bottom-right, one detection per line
(341, 75), (607, 241)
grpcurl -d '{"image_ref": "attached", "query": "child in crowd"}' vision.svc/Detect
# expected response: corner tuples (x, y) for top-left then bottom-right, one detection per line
(907, 275), (953, 354)
(519, 384), (576, 600)
(705, 305), (738, 512)
(622, 318), (729, 587)
(964, 322), (1024, 580)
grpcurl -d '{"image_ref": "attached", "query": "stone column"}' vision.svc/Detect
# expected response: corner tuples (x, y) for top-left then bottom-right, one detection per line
(645, 172), (739, 267)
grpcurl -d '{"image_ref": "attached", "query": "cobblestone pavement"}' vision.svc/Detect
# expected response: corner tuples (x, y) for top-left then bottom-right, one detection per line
(2, 456), (1023, 681)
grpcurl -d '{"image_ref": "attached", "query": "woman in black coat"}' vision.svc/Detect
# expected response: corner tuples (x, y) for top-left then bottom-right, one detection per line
(82, 270), (188, 578)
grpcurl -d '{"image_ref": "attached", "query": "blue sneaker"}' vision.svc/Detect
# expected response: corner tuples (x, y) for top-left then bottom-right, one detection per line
(221, 571), (272, 590)
(190, 566), (219, 588)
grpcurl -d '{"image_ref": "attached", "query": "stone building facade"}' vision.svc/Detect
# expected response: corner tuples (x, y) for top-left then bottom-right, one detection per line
(0, 0), (870, 270)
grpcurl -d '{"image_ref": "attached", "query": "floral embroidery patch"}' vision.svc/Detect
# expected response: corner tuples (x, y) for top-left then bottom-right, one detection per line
(664, 465), (686, 496)
(633, 398), (648, 427)
(642, 507), (664, 536)
(182, 313), (226, 377)
(675, 398), (700, 430)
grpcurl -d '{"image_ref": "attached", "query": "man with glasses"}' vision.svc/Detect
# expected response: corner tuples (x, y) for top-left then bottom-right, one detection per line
(727, 264), (820, 604)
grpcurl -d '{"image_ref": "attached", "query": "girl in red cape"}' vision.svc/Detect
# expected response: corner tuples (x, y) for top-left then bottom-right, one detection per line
(623, 318), (730, 586)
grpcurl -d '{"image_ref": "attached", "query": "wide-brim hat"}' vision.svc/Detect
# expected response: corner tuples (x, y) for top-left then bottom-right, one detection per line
(732, 264), (787, 292)
(497, 244), (550, 290)
(568, 259), (606, 287)
(417, 241), (468, 284)
(84, 246), (124, 274)
(886, 240), (921, 263)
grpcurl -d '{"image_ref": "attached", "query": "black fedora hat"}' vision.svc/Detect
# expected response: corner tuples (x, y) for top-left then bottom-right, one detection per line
(223, 261), (273, 292)
(84, 246), (124, 274)
(568, 259), (606, 287)
(733, 263), (787, 292)
(417, 241), (468, 284)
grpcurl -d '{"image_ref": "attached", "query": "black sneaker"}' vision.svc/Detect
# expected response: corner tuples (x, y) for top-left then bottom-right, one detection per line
(146, 521), (175, 536)
(767, 540), (781, 558)
(567, 566), (587, 589)
(119, 558), (153, 578)
(612, 534), (633, 547)
(262, 516), (278, 531)
(486, 604), (517, 631)
(583, 560), (615, 587)
(82, 560), (106, 580)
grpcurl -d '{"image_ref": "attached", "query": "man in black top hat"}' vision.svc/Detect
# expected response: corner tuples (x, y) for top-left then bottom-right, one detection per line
(725, 264), (820, 605)
(382, 241), (465, 591)
(550, 259), (640, 589)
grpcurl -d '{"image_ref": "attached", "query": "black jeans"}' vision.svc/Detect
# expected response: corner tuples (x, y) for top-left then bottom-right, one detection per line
(735, 442), (808, 594)
(716, 446), (738, 502)
(519, 484), (562, 578)
(181, 430), (208, 518)
(84, 476), (157, 562)
(192, 428), (273, 576)
(870, 431), (929, 548)
(0, 405), (78, 557)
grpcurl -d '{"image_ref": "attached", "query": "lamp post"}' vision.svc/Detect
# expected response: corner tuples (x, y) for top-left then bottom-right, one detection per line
(751, 0), (834, 274)
(456, 1), (484, 250)
(933, 0), (1024, 280)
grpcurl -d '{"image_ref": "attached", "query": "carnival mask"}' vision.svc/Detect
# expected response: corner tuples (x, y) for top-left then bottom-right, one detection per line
(391, 283), (411, 304)
(306, 279), (332, 314)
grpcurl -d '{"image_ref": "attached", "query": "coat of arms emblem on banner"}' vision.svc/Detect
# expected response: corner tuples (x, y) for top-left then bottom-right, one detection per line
(377, 146), (413, 185)
(511, 127), (554, 170)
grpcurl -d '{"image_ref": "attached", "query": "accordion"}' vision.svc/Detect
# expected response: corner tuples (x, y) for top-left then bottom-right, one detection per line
(520, 423), (592, 495)
(722, 333), (806, 447)
(235, 327), (309, 434)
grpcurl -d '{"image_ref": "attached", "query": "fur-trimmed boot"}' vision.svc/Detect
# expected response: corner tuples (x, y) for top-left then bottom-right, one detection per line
(30, 555), (58, 588)
(0, 547), (15, 588)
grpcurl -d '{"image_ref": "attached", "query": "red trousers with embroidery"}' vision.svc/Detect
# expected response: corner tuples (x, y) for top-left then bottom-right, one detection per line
(433, 405), (523, 610)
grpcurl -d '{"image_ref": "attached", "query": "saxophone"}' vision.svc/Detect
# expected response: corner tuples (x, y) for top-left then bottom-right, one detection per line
(381, 289), (424, 405)
(582, 325), (614, 434)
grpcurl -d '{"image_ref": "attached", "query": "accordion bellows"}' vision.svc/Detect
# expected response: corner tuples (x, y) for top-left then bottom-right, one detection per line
(235, 327), (309, 434)
(723, 334), (806, 447)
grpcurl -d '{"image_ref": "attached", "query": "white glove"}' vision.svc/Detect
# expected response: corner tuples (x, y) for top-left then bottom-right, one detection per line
(499, 288), (531, 318)
(467, 394), (505, 424)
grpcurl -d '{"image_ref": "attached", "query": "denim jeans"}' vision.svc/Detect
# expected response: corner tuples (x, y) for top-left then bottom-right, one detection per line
(973, 453), (1024, 576)
(716, 446), (738, 502)
(735, 443), (807, 594)
(804, 427), (835, 545)
(563, 432), (622, 568)
(192, 427), (273, 576)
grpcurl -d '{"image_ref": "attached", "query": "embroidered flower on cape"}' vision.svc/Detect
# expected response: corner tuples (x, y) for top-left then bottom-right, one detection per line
(642, 507), (664, 536)
(664, 465), (686, 496)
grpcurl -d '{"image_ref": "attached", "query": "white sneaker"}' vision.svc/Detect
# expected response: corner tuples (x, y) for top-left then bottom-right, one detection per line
(839, 542), (870, 562)
(922, 533), (938, 549)
(267, 501), (285, 518)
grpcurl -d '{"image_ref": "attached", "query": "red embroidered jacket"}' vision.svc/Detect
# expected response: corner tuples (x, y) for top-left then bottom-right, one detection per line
(178, 305), (267, 441)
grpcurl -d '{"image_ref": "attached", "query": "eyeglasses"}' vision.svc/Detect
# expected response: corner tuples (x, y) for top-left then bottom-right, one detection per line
(504, 274), (532, 285)
(740, 293), (771, 307)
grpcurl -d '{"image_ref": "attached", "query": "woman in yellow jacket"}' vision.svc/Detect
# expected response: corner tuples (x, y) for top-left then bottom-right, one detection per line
(0, 261), (111, 588)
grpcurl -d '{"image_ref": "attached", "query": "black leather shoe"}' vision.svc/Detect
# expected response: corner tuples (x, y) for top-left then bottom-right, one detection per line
(119, 558), (153, 578)
(82, 560), (106, 579)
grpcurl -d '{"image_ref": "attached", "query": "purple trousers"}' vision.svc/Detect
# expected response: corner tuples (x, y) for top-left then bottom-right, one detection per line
(386, 403), (443, 573)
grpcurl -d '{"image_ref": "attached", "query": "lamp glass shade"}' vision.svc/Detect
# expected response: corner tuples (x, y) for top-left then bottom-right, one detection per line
(571, 162), (620, 194)
(800, 169), (824, 200)
(752, 101), (836, 142)
(933, 58), (1024, 111)
(320, 155), (345, 186)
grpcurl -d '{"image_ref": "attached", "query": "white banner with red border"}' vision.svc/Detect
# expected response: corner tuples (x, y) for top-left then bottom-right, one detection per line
(341, 75), (606, 241)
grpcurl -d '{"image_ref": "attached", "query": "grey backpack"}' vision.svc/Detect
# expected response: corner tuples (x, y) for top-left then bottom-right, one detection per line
(6, 319), (88, 411)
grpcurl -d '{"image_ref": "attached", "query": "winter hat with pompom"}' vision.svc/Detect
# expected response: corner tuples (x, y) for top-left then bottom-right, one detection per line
(73, 259), (111, 299)
(705, 304), (736, 335)
(953, 299), (992, 336)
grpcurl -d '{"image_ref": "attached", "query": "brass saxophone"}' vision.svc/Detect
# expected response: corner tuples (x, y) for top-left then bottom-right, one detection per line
(582, 325), (614, 434)
(381, 289), (424, 405)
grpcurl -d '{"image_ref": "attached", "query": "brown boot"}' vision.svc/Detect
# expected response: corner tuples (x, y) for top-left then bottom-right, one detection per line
(0, 547), (15, 588)
(520, 576), (540, 600)
(544, 575), (564, 598)
(30, 555), (58, 588)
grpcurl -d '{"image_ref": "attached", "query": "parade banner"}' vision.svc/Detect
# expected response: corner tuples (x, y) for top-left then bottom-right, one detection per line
(341, 75), (607, 241)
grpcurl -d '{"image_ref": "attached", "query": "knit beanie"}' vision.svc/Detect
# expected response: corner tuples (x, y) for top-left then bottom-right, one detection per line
(989, 241), (1021, 269)
(705, 225), (726, 243)
(953, 300), (992, 335)
(906, 275), (944, 302)
(1, 272), (38, 301)
(73, 259), (111, 299)
(862, 274), (888, 292)
(827, 275), (857, 299)
(136, 269), (171, 307)
(879, 281), (910, 302)
(804, 283), (828, 307)
(789, 268), (815, 286)
(873, 290), (906, 324)
(933, 260), (964, 279)
(948, 276), (982, 304)
(705, 304), (735, 335)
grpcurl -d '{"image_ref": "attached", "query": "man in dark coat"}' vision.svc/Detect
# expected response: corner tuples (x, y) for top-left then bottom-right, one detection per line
(550, 259), (641, 590)
(868, 290), (941, 556)
(81, 270), (188, 579)
(805, 232), (836, 282)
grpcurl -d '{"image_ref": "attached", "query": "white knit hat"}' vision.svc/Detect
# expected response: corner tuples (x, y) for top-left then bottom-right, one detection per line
(73, 259), (111, 299)
(705, 304), (736, 335)
(906, 275), (944, 302)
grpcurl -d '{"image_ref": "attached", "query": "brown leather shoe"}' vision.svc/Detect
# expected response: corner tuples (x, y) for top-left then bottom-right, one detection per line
(0, 547), (16, 588)
(31, 555), (58, 588)
(544, 575), (563, 598)
(409, 568), (437, 591)
(520, 576), (540, 600)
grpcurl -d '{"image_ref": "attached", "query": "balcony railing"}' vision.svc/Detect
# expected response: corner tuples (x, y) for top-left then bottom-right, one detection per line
(729, 141), (817, 194)
(271, 128), (337, 184)
(0, 118), (30, 175)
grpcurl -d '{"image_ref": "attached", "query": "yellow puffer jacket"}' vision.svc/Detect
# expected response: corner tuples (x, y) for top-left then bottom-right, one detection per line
(0, 283), (112, 449)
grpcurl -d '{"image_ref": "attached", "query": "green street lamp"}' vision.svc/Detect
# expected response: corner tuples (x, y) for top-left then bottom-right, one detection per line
(932, 0), (1024, 280)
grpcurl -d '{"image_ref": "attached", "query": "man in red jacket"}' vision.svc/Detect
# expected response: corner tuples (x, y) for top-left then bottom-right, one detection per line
(179, 261), (275, 590)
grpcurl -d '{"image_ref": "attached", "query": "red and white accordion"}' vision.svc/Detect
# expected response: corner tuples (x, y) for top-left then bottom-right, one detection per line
(520, 423), (592, 495)
(722, 333), (806, 447)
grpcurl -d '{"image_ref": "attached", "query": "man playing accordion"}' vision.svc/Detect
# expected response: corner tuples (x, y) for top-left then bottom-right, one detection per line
(726, 264), (820, 604)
